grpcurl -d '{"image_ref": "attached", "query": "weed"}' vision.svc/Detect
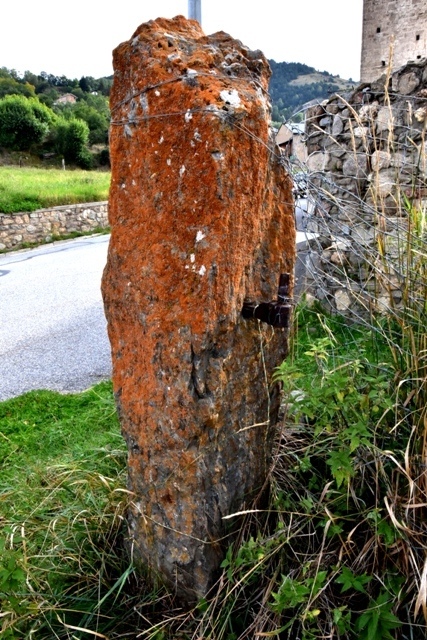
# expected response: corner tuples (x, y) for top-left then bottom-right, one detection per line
(188, 304), (426, 639)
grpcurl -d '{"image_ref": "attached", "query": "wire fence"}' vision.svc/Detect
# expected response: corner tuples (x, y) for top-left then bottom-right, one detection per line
(283, 60), (427, 332)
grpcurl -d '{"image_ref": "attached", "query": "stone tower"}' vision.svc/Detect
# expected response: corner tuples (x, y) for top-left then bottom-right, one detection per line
(361, 0), (427, 83)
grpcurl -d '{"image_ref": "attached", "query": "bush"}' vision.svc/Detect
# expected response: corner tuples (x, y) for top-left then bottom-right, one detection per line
(94, 147), (110, 168)
(0, 77), (36, 99)
(54, 95), (110, 145)
(76, 147), (93, 169)
(54, 117), (91, 167)
(0, 95), (55, 150)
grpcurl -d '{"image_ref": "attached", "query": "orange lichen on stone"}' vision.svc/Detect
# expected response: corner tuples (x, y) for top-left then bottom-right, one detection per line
(102, 15), (295, 601)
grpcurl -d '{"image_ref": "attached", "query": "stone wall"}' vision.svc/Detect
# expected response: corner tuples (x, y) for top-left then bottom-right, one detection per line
(301, 59), (427, 318)
(0, 201), (109, 251)
(361, 0), (427, 82)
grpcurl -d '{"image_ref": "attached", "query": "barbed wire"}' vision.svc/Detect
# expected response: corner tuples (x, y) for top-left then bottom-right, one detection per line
(110, 69), (269, 115)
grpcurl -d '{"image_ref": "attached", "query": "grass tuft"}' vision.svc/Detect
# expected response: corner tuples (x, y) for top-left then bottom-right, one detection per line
(0, 382), (139, 638)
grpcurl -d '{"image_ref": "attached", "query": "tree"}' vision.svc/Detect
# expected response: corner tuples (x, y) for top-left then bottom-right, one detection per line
(0, 95), (55, 150)
(79, 76), (94, 93)
(54, 94), (109, 145)
(0, 77), (36, 99)
(54, 117), (92, 168)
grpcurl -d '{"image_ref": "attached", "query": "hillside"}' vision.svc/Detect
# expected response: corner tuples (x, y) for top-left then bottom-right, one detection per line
(0, 62), (356, 162)
(0, 67), (111, 168)
(268, 60), (357, 122)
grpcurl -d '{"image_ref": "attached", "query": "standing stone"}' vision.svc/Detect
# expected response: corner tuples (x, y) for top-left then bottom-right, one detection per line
(102, 16), (295, 601)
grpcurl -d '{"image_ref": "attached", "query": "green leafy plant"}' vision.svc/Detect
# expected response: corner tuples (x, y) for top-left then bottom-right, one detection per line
(355, 591), (401, 640)
(0, 94), (55, 150)
(54, 116), (91, 168)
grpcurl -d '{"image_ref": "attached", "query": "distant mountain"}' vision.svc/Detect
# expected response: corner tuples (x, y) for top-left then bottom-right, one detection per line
(268, 60), (357, 123)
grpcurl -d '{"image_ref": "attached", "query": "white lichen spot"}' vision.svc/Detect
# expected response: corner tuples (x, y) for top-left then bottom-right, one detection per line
(179, 165), (186, 177)
(198, 265), (206, 276)
(132, 180), (136, 186)
(220, 89), (241, 107)
(121, 182), (126, 189)
(139, 94), (149, 113)
(186, 68), (198, 77)
(195, 230), (206, 243)
(159, 135), (164, 144)
(256, 86), (269, 112)
(167, 158), (171, 166)
(155, 90), (160, 97)
(190, 253), (196, 263)
(124, 124), (133, 138)
(194, 129), (202, 142)
(185, 110), (193, 123)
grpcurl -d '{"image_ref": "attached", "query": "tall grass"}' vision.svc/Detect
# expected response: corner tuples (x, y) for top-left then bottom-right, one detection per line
(0, 166), (110, 213)
(0, 382), (136, 638)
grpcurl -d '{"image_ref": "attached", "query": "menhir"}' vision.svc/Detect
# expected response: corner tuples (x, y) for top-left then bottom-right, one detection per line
(102, 15), (295, 602)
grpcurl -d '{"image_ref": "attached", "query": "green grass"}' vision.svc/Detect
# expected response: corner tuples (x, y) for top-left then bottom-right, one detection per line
(0, 381), (121, 480)
(0, 382), (139, 639)
(0, 166), (110, 213)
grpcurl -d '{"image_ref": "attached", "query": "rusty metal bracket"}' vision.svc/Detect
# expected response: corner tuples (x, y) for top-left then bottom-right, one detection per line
(241, 274), (292, 328)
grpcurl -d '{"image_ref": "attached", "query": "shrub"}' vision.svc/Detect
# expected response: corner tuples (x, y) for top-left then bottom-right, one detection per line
(0, 77), (36, 99)
(0, 95), (55, 150)
(94, 147), (110, 168)
(54, 116), (91, 167)
(53, 95), (110, 145)
(76, 147), (93, 169)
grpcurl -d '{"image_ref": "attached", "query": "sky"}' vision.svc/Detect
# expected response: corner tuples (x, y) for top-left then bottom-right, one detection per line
(2, 0), (363, 82)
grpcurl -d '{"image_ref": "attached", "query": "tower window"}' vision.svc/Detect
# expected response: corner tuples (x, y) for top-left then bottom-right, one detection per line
(416, 34), (420, 41)
(382, 60), (386, 67)
(376, 26), (381, 33)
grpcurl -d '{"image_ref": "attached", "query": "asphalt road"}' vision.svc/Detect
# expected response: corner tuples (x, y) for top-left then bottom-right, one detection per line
(0, 230), (314, 402)
(0, 235), (112, 401)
